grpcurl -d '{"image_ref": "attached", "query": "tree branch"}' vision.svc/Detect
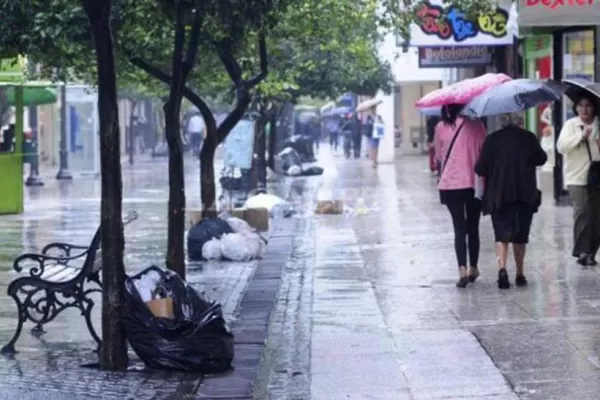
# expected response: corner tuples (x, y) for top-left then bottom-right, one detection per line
(215, 42), (243, 85)
(244, 32), (268, 89)
(217, 89), (251, 144)
(127, 55), (216, 134)
(170, 0), (186, 89)
(183, 0), (203, 77)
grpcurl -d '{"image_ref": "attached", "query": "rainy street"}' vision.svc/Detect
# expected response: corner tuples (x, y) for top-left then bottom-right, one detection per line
(1, 149), (600, 399)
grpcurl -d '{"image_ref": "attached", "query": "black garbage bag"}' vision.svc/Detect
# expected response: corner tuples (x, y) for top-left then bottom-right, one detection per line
(125, 266), (234, 372)
(278, 147), (302, 171)
(187, 218), (234, 261)
(283, 135), (314, 161)
(300, 166), (324, 176)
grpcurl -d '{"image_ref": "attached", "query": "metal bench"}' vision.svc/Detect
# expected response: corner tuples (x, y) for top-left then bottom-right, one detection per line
(1, 211), (139, 354)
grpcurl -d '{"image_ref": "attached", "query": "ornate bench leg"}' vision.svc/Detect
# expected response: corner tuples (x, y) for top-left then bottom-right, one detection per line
(31, 324), (45, 335)
(1, 296), (26, 355)
(83, 299), (101, 347)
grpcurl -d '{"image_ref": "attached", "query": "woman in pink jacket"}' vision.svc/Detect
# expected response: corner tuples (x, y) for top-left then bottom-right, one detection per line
(434, 104), (487, 288)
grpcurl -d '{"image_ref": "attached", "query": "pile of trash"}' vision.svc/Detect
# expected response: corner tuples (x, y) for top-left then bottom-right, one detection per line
(125, 266), (233, 372)
(188, 216), (267, 262)
(244, 193), (295, 218)
(277, 147), (324, 177)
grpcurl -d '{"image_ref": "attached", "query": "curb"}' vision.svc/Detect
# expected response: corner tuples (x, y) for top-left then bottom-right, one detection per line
(195, 219), (297, 399)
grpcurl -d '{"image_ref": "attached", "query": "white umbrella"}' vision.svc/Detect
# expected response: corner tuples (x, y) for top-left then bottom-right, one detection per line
(356, 98), (383, 112)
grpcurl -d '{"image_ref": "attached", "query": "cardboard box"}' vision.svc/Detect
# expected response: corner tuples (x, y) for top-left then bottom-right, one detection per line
(146, 297), (174, 319)
(230, 208), (269, 232)
(315, 200), (344, 215)
(187, 207), (269, 232)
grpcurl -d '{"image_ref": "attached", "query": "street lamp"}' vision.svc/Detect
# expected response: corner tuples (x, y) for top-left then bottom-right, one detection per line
(25, 58), (43, 187)
(56, 81), (72, 180)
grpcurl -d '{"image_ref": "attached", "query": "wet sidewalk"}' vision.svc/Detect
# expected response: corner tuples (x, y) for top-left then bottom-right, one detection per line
(307, 149), (600, 400)
(0, 154), (314, 399)
(254, 146), (600, 400)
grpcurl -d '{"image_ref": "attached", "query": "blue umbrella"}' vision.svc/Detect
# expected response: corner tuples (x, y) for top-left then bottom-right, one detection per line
(461, 79), (565, 118)
(420, 107), (441, 116)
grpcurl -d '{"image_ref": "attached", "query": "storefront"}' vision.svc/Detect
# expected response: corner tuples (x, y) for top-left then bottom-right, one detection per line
(518, 0), (600, 202)
(524, 35), (553, 172)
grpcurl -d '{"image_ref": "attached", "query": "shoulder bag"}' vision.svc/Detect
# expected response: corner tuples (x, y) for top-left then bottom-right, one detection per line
(439, 120), (466, 204)
(584, 139), (600, 188)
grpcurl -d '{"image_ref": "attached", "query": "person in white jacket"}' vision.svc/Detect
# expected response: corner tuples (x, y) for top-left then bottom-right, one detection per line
(557, 94), (600, 266)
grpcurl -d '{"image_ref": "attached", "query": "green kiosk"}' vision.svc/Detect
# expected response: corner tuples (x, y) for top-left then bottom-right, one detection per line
(0, 57), (56, 214)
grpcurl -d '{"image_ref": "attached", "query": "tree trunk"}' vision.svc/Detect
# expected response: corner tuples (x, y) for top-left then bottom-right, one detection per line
(84, 0), (128, 371)
(251, 117), (267, 191)
(199, 124), (217, 217)
(163, 99), (186, 279)
(128, 100), (137, 165)
(267, 111), (277, 171)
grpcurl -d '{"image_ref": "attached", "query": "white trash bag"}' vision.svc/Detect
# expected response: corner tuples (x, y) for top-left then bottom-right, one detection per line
(244, 193), (294, 218)
(287, 165), (302, 176)
(202, 238), (222, 260)
(220, 233), (257, 262)
(226, 217), (254, 235)
(244, 232), (267, 259)
(132, 269), (162, 302)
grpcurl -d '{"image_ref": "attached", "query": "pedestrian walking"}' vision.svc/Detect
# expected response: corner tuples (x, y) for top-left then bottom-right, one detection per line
(351, 113), (362, 159)
(325, 117), (339, 151)
(187, 112), (204, 155)
(434, 104), (486, 288)
(475, 113), (547, 289)
(557, 93), (600, 266)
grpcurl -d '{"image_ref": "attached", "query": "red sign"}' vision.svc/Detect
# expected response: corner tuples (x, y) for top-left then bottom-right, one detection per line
(526, 0), (594, 9)
(519, 0), (600, 27)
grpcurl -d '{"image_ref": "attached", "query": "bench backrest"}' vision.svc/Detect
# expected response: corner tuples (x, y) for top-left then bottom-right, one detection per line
(85, 210), (139, 276)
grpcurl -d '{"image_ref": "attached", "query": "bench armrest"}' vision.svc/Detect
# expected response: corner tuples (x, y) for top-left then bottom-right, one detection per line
(41, 242), (89, 257)
(13, 252), (85, 277)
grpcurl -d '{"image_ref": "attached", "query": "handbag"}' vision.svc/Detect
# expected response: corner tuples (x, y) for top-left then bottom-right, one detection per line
(584, 139), (600, 188)
(439, 121), (466, 204)
(373, 122), (385, 139)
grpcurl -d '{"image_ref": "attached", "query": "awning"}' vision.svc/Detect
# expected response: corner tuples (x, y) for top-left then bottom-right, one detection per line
(4, 86), (57, 106)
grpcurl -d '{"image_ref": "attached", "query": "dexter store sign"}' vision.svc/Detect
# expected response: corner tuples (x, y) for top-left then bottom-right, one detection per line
(518, 0), (600, 26)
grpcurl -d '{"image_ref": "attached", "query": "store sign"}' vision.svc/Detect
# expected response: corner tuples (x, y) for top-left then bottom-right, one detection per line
(407, 0), (514, 47)
(518, 0), (600, 26)
(418, 46), (492, 68)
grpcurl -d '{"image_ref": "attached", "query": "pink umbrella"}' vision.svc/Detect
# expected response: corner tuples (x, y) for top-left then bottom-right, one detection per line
(415, 73), (512, 108)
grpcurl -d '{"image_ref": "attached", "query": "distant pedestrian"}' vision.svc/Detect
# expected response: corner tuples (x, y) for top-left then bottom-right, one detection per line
(475, 113), (547, 289)
(325, 117), (339, 151)
(350, 113), (362, 159)
(187, 112), (204, 155)
(435, 104), (486, 288)
(557, 93), (600, 266)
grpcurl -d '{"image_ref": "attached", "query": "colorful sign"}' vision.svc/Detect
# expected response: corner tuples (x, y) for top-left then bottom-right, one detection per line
(518, 0), (600, 26)
(418, 46), (492, 68)
(407, 0), (514, 47)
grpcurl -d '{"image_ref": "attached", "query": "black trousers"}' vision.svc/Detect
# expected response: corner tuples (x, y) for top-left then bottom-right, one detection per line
(353, 134), (362, 158)
(441, 189), (482, 268)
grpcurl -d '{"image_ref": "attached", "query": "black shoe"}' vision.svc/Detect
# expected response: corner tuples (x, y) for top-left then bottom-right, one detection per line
(498, 269), (510, 289)
(456, 277), (469, 288)
(577, 255), (589, 266)
(515, 274), (528, 287)
(468, 267), (480, 283)
(588, 256), (598, 266)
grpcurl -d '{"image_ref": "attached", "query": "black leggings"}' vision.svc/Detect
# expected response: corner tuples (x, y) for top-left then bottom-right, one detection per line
(443, 189), (482, 268)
